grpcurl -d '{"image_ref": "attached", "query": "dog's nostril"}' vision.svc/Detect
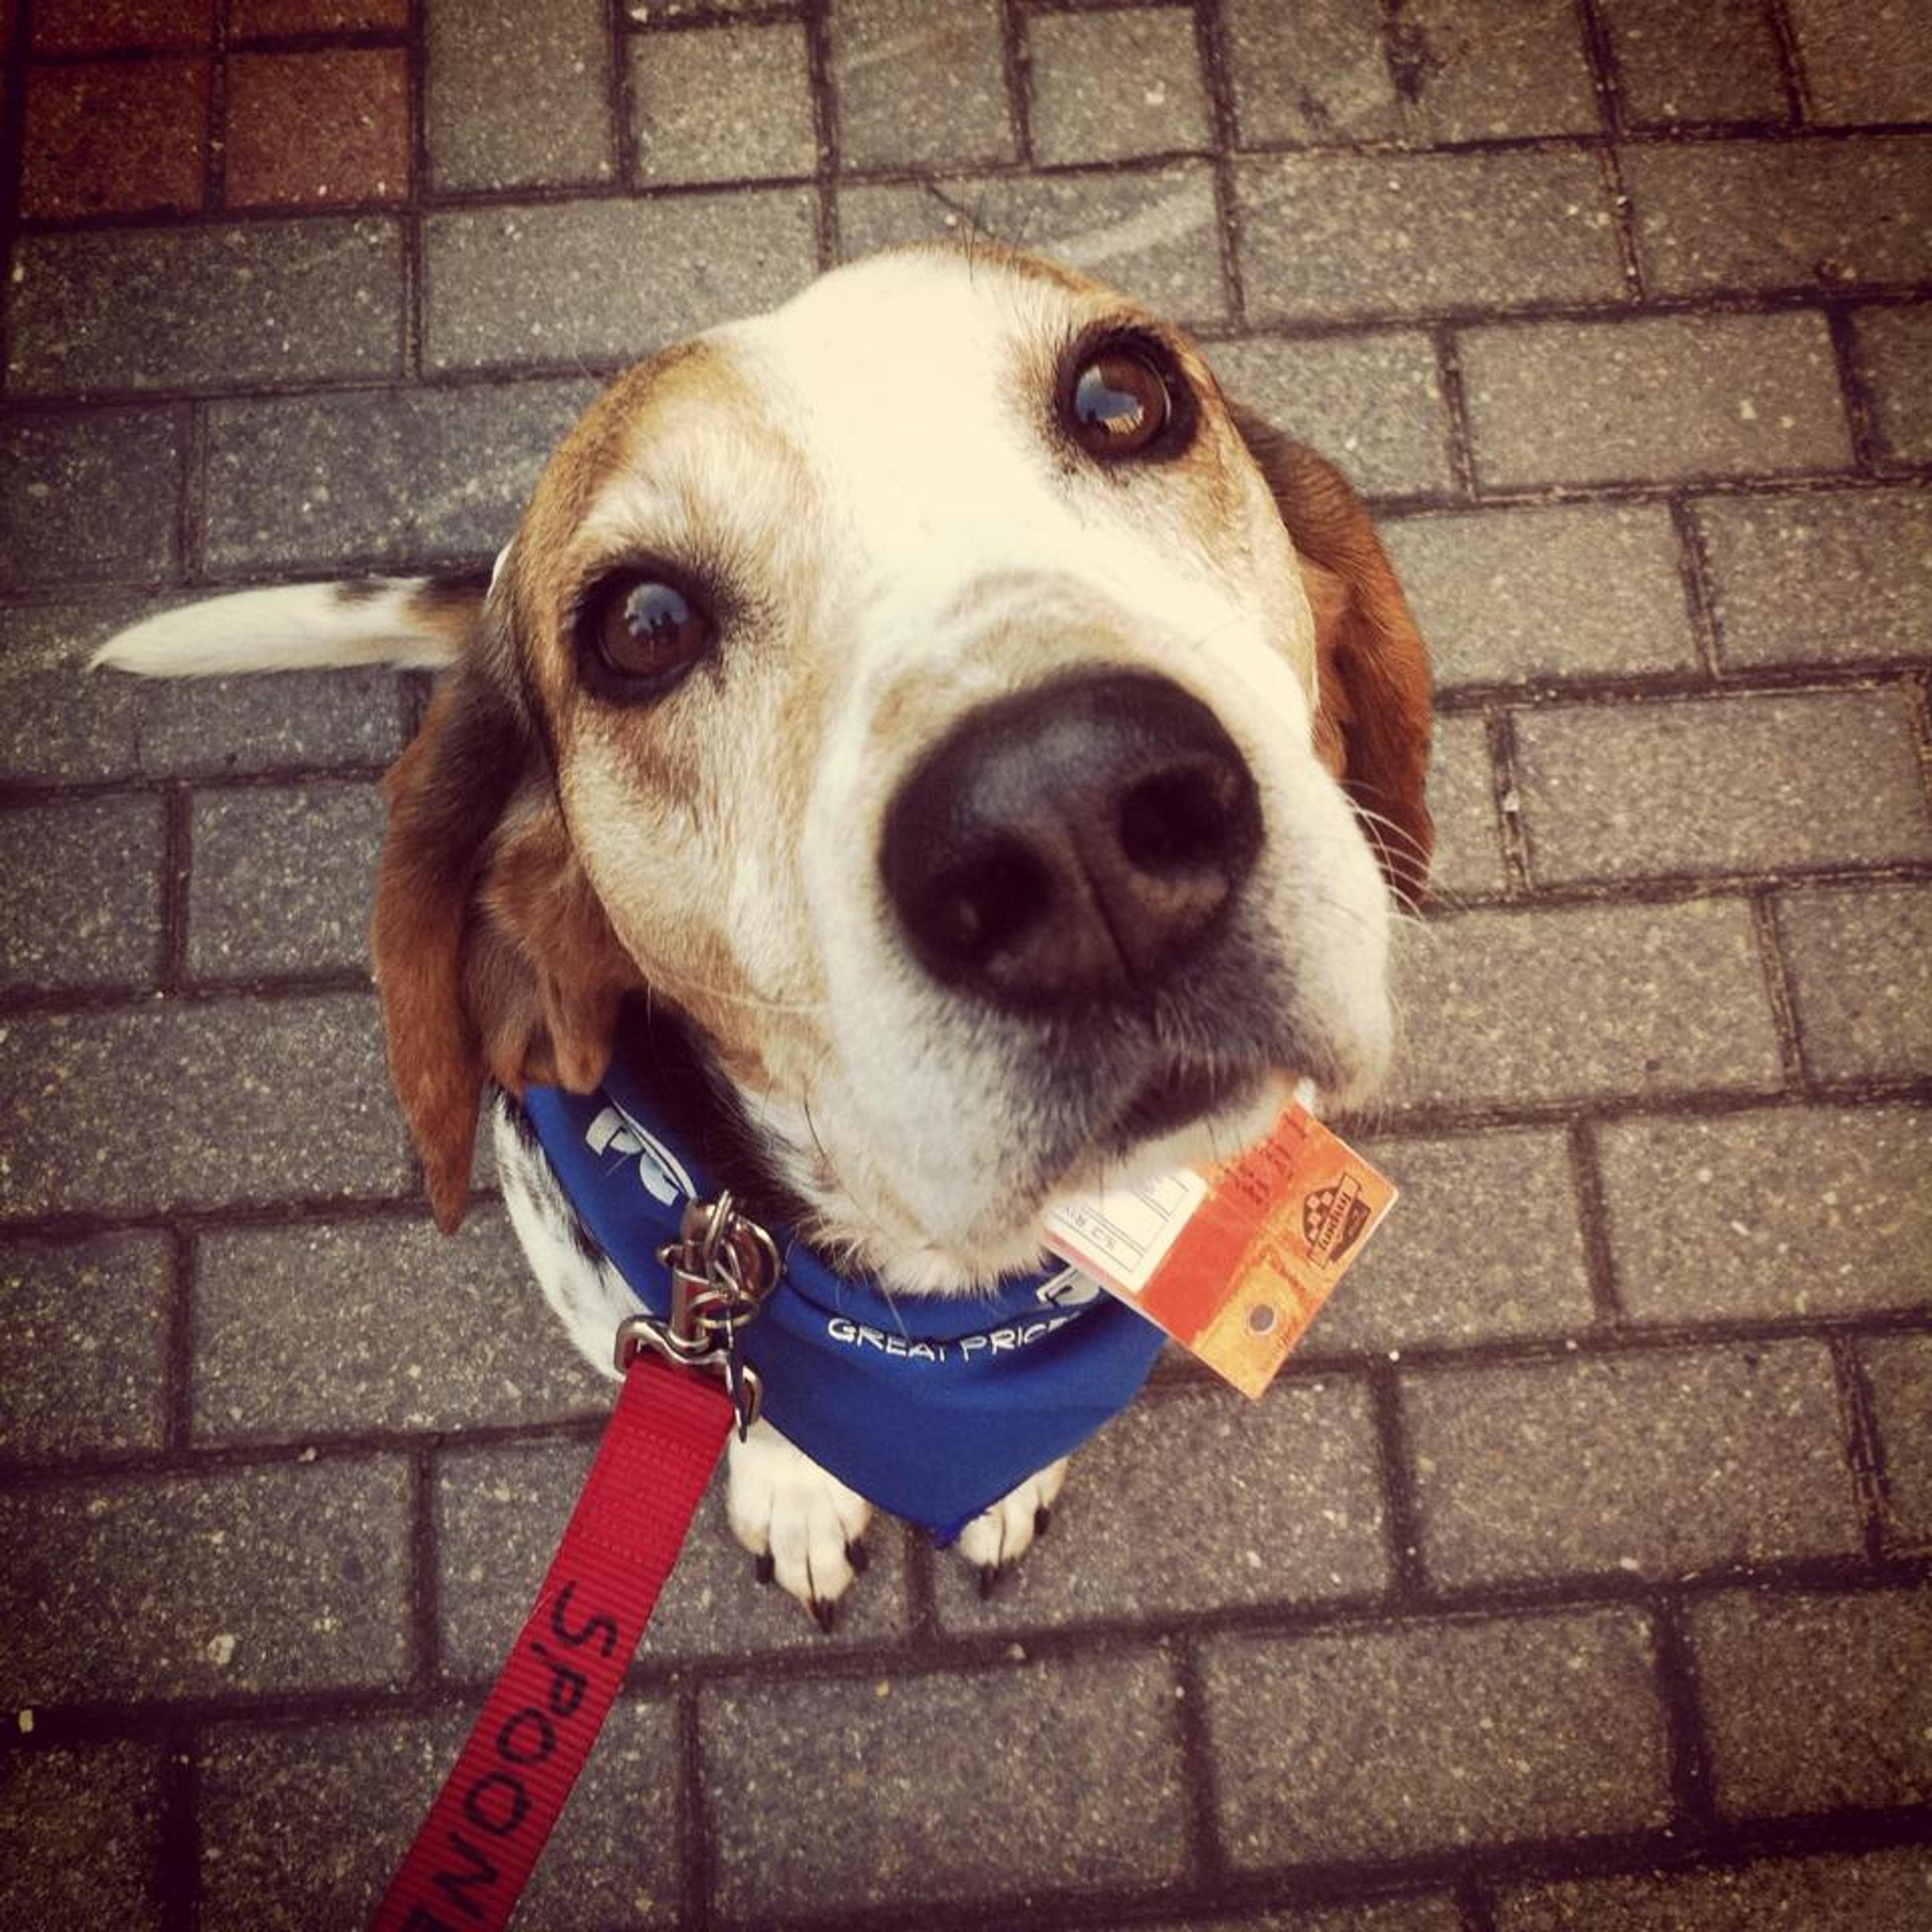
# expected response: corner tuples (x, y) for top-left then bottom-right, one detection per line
(1118, 757), (1248, 874)
(913, 840), (1051, 970)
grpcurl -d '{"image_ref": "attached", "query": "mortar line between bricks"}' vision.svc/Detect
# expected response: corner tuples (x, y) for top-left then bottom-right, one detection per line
(9, 1306), (1929, 1488)
(162, 1226), (195, 1454)
(401, 0), (429, 383)
(1428, 324), (1479, 500)
(1165, 1635), (1228, 1889)
(1760, 0), (1814, 126)
(409, 1441), (440, 1688)
(1747, 890), (1810, 1089)
(156, 786), (190, 991)
(16, 1558), (1932, 1744)
(1665, 493), (1725, 678)
(22, 28), (414, 69)
(603, 0), (634, 191)
(1571, 0), (1629, 141)
(157, 1716), (197, 1932)
(1482, 706), (1533, 894)
(1649, 1595), (1719, 1827)
(902, 1516), (941, 1644)
(1456, 1876), (1501, 1932)
(801, 0), (841, 271)
(677, 1683), (713, 1932)
(11, 293), (1932, 409)
(998, 1), (1035, 168)
(205, 3), (231, 214)
(1194, 0), (1249, 333)
(1822, 304), (1883, 471)
(1565, 1116), (1626, 1325)
(1828, 1334), (1896, 1563)
(1366, 1363), (1429, 1600)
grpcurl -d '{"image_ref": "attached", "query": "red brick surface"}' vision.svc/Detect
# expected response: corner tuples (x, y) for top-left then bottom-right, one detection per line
(230, 0), (407, 32)
(223, 47), (410, 208)
(31, 0), (212, 53)
(20, 56), (210, 218)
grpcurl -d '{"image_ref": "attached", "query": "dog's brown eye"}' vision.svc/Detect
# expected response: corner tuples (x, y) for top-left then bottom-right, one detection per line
(1069, 349), (1170, 457)
(591, 575), (712, 694)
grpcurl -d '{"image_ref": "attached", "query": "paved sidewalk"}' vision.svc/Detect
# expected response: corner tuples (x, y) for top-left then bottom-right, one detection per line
(2, 2), (1929, 1927)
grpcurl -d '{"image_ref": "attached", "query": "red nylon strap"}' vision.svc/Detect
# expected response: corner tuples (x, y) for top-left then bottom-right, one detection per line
(371, 1355), (733, 1932)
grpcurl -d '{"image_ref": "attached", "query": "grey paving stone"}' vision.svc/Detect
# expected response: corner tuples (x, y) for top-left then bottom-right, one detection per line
(1862, 1333), (1932, 1552)
(1598, 1104), (1931, 1323)
(424, 191), (819, 372)
(1785, 0), (1932, 124)
(0, 994), (411, 1219)
(196, 1701), (681, 1932)
(1384, 898), (1784, 1111)
(1235, 151), (1626, 324)
(1202, 1609), (1669, 1866)
(631, 21), (816, 186)
(1208, 331), (1455, 499)
(1406, 1341), (1861, 1587)
(193, 1205), (606, 1440)
(829, 0), (1015, 171)
(0, 1742), (165, 1932)
(1597, 0), (1790, 124)
(425, 0), (613, 192)
(6, 221), (404, 394)
(436, 1435), (911, 1672)
(0, 1233), (171, 1462)
(1423, 711), (1507, 901)
(1319, 1127), (1594, 1351)
(1025, 5), (1211, 165)
(1, 794), (164, 991)
(1461, 313), (1854, 488)
(700, 1653), (1187, 1918)
(1625, 137), (1932, 295)
(1222, 0), (1599, 144)
(2, 659), (406, 788)
(0, 1456), (411, 1702)
(1779, 882), (1932, 1081)
(184, 780), (384, 979)
(1687, 1585), (1932, 1818)
(204, 379), (599, 573)
(1852, 304), (1932, 462)
(1697, 487), (1932, 667)
(839, 162), (1228, 327)
(1497, 1845), (1932, 1932)
(1514, 690), (1932, 884)
(1381, 504), (1698, 685)
(1136, 1903), (1467, 1932)
(930, 1379), (1387, 1632)
(0, 408), (180, 585)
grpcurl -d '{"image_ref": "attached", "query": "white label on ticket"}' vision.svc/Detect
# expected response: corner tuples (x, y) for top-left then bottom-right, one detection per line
(1042, 1168), (1208, 1295)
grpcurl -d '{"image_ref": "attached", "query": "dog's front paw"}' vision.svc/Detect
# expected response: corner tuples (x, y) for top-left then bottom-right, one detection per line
(955, 1457), (1068, 1594)
(726, 1420), (872, 1630)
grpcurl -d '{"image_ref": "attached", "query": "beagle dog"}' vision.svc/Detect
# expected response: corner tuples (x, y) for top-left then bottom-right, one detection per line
(98, 244), (1433, 1622)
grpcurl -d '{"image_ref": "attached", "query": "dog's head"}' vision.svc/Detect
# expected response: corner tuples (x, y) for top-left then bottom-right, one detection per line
(375, 246), (1432, 1286)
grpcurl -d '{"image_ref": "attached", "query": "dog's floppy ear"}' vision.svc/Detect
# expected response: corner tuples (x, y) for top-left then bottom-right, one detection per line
(1228, 406), (1435, 905)
(371, 669), (635, 1232)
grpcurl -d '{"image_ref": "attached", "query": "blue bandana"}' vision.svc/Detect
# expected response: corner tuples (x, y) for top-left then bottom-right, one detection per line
(522, 1052), (1166, 1542)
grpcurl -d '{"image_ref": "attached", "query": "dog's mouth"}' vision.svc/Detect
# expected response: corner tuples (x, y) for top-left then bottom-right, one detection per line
(1105, 1057), (1263, 1153)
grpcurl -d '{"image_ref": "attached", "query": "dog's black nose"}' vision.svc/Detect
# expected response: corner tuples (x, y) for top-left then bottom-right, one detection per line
(879, 671), (1262, 1010)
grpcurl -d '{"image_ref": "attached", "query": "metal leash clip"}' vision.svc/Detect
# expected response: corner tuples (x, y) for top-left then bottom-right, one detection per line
(614, 1190), (781, 1439)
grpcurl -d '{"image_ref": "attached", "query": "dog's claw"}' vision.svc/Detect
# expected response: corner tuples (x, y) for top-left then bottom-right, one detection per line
(812, 1595), (838, 1635)
(978, 1562), (1003, 1599)
(1033, 1504), (1052, 1539)
(845, 1538), (870, 1574)
(754, 1551), (776, 1585)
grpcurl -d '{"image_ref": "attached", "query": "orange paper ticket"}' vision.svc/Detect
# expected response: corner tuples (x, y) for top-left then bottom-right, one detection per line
(1042, 1102), (1397, 1398)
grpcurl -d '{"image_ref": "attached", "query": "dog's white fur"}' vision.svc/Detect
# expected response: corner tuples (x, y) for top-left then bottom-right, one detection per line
(97, 248), (1427, 1618)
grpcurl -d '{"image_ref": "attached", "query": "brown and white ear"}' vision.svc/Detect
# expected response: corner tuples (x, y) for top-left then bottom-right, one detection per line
(1229, 406), (1436, 906)
(371, 671), (635, 1232)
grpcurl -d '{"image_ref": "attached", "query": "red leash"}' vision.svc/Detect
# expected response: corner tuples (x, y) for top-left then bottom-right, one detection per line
(373, 1192), (777, 1932)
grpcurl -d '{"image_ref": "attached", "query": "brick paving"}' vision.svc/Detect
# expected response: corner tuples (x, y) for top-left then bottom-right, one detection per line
(0, 1), (1927, 1927)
